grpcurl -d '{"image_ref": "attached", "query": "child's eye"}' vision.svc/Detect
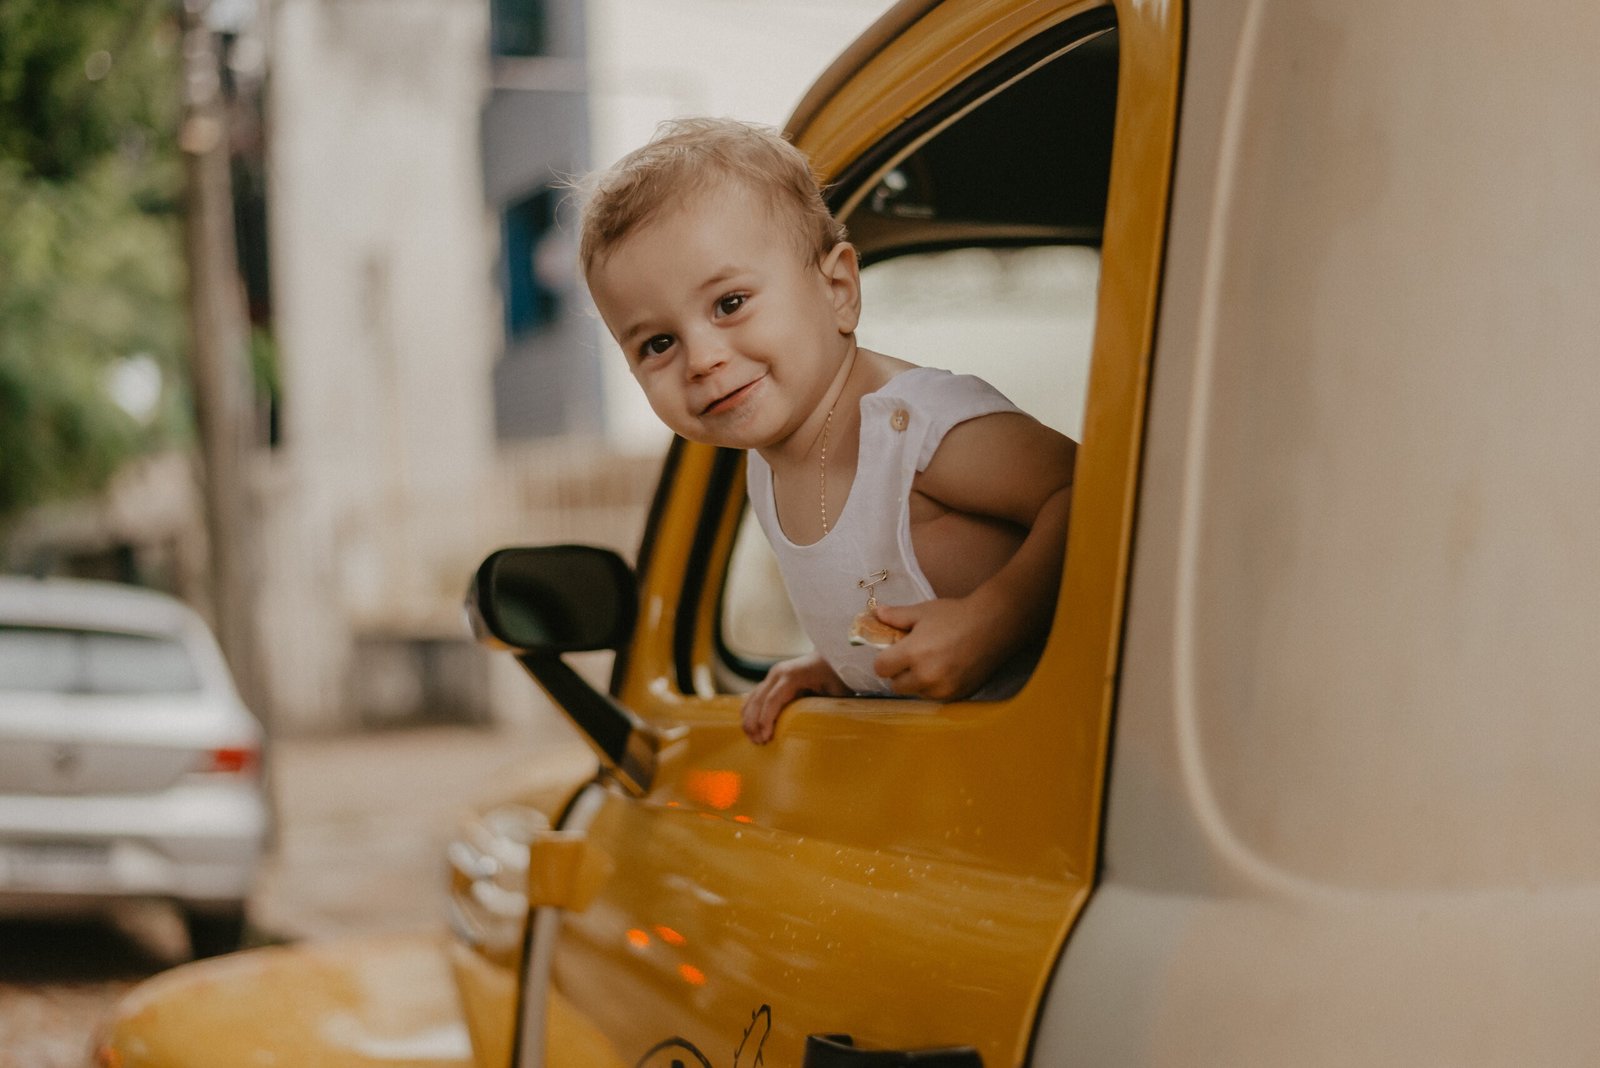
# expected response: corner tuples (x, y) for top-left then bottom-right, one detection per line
(714, 293), (747, 318)
(639, 334), (674, 359)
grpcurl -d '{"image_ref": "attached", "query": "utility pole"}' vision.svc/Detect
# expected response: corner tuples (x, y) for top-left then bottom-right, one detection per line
(178, 0), (266, 722)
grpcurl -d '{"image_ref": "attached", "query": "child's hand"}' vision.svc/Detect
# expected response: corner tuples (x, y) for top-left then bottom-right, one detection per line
(870, 595), (1018, 701)
(741, 652), (849, 745)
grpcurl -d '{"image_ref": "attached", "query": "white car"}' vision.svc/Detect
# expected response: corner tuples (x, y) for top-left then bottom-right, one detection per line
(0, 576), (268, 957)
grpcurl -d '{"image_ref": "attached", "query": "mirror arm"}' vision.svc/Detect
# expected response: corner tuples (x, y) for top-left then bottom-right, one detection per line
(515, 650), (669, 797)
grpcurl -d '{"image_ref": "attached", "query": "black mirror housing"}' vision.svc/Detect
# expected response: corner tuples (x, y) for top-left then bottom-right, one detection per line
(466, 545), (668, 797)
(468, 545), (636, 654)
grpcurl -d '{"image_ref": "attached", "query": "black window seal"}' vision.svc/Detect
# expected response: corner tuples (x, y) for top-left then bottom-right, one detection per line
(823, 6), (1118, 220)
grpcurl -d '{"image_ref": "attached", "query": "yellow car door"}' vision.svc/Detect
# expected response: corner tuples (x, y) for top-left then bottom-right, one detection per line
(478, 1), (1182, 1064)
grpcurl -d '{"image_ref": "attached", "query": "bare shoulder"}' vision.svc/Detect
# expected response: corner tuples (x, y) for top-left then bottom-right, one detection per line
(915, 412), (1077, 524)
(858, 348), (917, 390)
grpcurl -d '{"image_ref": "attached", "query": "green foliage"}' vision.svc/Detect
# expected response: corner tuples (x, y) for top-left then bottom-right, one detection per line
(0, 0), (180, 180)
(0, 0), (187, 525)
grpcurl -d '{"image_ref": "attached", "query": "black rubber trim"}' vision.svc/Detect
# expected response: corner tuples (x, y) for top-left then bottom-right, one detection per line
(519, 650), (640, 771)
(803, 1034), (983, 1067)
(824, 7), (1118, 216)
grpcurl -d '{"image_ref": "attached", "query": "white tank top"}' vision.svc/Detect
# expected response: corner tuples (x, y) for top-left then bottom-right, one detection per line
(745, 367), (1024, 696)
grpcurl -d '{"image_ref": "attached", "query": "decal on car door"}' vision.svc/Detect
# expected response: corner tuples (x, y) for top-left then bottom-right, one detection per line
(634, 1004), (771, 1068)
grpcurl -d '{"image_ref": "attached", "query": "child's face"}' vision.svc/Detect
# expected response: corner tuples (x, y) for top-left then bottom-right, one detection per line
(587, 183), (860, 456)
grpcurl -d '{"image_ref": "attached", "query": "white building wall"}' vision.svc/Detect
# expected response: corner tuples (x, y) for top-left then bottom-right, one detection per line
(262, 0), (500, 732)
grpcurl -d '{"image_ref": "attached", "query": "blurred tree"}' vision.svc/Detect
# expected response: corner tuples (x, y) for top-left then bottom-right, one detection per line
(0, 0), (188, 525)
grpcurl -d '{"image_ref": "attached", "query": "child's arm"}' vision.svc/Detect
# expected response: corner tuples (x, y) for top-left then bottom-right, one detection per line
(871, 413), (1076, 700)
(741, 651), (850, 744)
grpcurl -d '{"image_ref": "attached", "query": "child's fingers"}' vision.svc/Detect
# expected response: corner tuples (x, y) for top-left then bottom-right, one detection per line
(873, 602), (922, 630)
(875, 643), (969, 701)
(873, 641), (912, 680)
(741, 671), (799, 744)
(741, 686), (778, 743)
(742, 655), (848, 743)
(882, 660), (937, 699)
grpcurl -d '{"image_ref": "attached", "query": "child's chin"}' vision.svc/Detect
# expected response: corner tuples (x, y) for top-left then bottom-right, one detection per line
(686, 419), (773, 452)
(682, 427), (745, 449)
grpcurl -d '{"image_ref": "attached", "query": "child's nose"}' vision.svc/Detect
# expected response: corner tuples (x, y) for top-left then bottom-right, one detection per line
(684, 335), (730, 377)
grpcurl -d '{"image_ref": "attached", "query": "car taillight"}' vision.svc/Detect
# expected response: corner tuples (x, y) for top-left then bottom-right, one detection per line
(202, 746), (258, 774)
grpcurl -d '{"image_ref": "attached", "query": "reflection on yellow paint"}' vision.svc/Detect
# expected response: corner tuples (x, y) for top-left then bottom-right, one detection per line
(685, 769), (743, 811)
(678, 963), (706, 986)
(626, 929), (651, 949)
(654, 925), (686, 947)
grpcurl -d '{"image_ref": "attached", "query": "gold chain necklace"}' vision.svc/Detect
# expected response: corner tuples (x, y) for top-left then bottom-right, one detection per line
(815, 346), (859, 535)
(819, 404), (834, 533)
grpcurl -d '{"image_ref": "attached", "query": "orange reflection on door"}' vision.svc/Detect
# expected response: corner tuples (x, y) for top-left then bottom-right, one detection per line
(684, 769), (743, 811)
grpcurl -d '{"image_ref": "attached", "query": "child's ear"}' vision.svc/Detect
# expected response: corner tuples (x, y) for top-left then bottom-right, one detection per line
(819, 242), (862, 334)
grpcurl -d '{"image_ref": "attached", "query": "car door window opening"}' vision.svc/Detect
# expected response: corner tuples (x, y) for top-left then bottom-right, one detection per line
(716, 18), (1119, 683)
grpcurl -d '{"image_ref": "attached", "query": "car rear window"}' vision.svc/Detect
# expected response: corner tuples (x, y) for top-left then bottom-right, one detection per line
(0, 625), (203, 695)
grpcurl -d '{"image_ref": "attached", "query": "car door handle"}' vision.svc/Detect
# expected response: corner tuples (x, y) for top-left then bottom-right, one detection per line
(802, 1033), (983, 1067)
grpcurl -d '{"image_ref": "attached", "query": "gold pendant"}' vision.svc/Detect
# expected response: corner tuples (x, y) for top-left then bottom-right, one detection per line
(847, 570), (908, 647)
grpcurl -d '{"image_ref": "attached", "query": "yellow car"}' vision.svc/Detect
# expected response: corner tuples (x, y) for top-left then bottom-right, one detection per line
(99, 0), (1600, 1064)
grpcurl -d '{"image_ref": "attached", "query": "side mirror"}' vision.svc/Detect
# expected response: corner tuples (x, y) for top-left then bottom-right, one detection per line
(467, 546), (636, 653)
(467, 546), (672, 797)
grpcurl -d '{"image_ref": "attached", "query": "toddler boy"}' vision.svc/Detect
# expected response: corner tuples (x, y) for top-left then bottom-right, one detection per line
(581, 119), (1076, 744)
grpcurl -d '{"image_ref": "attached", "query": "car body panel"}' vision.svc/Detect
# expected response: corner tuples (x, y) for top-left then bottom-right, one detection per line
(0, 693), (250, 795)
(0, 784), (265, 904)
(548, 708), (1086, 1064)
(96, 931), (630, 1068)
(446, 763), (600, 1067)
(97, 935), (475, 1067)
(1032, 0), (1600, 1062)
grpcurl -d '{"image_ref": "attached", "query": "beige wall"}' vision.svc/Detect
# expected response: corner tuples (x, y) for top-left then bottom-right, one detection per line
(262, 0), (515, 732)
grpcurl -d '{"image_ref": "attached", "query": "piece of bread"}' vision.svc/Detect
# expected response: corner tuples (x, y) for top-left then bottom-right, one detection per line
(848, 610), (907, 648)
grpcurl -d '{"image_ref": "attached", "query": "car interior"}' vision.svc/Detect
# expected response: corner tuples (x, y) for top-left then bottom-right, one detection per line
(839, 22), (1118, 264)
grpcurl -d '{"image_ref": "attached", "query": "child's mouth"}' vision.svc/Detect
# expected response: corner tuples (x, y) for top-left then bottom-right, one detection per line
(701, 377), (762, 416)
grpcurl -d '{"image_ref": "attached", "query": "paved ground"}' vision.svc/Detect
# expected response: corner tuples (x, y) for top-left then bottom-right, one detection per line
(0, 712), (595, 1067)
(253, 715), (593, 943)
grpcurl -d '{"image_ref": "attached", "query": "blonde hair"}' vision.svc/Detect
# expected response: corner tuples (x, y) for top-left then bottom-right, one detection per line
(579, 117), (846, 275)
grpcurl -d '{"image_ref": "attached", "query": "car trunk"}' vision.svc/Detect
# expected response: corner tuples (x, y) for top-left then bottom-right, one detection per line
(0, 693), (231, 796)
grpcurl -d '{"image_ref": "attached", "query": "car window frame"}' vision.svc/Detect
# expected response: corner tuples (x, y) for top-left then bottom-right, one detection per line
(706, 11), (1122, 689)
(615, 0), (1183, 773)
